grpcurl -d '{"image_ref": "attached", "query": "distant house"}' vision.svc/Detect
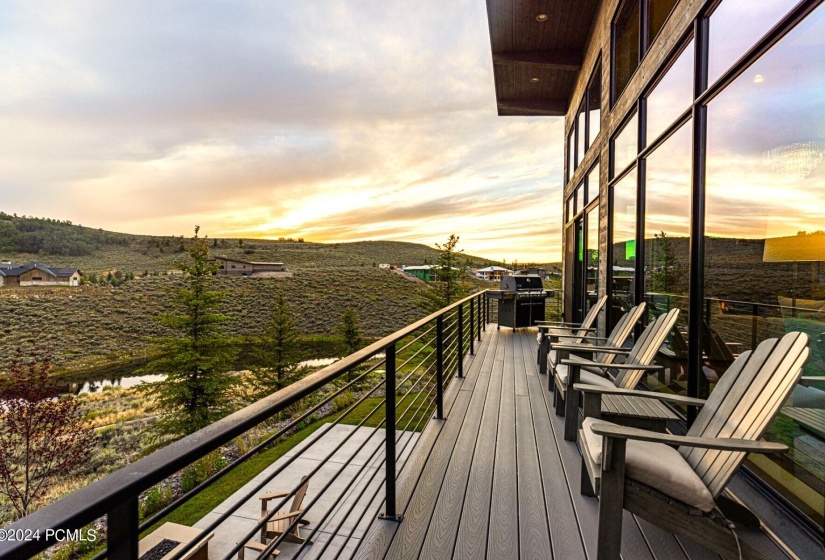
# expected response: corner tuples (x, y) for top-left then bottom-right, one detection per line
(214, 256), (286, 277)
(475, 266), (513, 282)
(378, 263), (391, 270)
(402, 265), (435, 281)
(0, 261), (82, 287)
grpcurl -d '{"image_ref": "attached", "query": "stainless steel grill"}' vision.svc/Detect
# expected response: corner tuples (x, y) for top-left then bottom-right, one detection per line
(487, 275), (553, 329)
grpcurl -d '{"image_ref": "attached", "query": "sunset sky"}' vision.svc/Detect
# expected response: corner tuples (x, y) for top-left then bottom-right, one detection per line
(0, 1), (565, 262)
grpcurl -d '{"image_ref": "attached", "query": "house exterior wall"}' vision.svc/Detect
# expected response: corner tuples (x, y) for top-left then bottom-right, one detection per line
(217, 258), (286, 275)
(560, 0), (825, 532)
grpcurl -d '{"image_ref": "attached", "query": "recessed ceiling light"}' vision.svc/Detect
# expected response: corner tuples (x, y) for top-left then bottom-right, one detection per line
(754, 74), (765, 83)
(536, 14), (548, 22)
(530, 77), (540, 83)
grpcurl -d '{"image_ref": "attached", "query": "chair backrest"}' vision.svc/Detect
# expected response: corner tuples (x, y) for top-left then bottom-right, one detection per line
(594, 303), (646, 365)
(703, 321), (736, 363)
(569, 295), (608, 343)
(614, 307), (680, 389)
(682, 332), (809, 498)
(290, 475), (310, 513)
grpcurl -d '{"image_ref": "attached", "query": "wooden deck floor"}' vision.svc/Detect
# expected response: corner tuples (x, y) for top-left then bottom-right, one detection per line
(350, 326), (794, 560)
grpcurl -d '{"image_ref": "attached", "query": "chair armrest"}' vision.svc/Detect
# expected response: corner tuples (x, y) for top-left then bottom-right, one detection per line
(561, 358), (662, 371)
(259, 491), (290, 501)
(552, 344), (630, 354)
(538, 321), (582, 327)
(572, 384), (706, 407)
(260, 510), (305, 523)
(550, 334), (611, 342)
(588, 423), (788, 454)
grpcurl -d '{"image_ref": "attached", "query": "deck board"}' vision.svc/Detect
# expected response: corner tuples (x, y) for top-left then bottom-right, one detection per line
(352, 327), (793, 560)
(486, 330), (519, 559)
(452, 330), (505, 560)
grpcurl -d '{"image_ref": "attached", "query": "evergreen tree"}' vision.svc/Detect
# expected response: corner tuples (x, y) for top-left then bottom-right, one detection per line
(143, 227), (238, 438)
(251, 293), (306, 394)
(421, 234), (471, 311)
(337, 307), (363, 356)
(649, 231), (685, 294)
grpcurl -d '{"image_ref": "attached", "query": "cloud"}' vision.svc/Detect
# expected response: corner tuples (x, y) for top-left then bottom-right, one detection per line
(0, 0), (565, 261)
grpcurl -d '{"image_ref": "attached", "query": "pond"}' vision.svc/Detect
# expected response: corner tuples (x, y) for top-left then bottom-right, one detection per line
(72, 357), (342, 394)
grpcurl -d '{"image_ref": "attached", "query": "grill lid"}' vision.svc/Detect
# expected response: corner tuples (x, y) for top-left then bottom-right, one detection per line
(500, 274), (543, 292)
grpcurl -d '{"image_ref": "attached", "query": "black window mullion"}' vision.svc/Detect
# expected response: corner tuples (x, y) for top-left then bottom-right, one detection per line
(687, 14), (709, 426)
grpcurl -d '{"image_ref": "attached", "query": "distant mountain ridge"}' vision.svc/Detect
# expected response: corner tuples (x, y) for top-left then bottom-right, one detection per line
(0, 211), (512, 274)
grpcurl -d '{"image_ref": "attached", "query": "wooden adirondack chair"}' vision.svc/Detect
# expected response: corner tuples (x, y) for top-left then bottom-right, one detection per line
(537, 295), (608, 375)
(546, 303), (646, 385)
(577, 332), (810, 560)
(553, 308), (680, 440)
(258, 475), (312, 545)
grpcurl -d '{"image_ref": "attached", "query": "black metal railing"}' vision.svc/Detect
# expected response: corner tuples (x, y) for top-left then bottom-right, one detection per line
(0, 291), (488, 560)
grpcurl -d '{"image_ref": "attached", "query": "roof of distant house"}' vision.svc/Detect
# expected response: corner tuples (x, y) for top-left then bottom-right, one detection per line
(214, 256), (284, 266)
(476, 266), (514, 272)
(0, 262), (80, 278)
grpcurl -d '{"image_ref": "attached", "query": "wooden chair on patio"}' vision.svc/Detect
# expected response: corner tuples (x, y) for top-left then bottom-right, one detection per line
(576, 332), (809, 560)
(546, 303), (646, 385)
(258, 475), (312, 545)
(552, 308), (680, 440)
(536, 295), (608, 376)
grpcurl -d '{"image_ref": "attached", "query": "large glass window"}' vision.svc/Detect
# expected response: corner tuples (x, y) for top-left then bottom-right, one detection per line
(646, 40), (694, 146)
(577, 104), (586, 165)
(586, 206), (601, 313)
(567, 128), (575, 183)
(643, 122), (692, 394)
(613, 0), (679, 102)
(614, 0), (641, 99)
(612, 112), (638, 176)
(705, 5), (825, 530)
(611, 171), (638, 319)
(586, 162), (600, 205)
(587, 67), (602, 146)
(648, 0), (678, 40)
(708, 0), (801, 86)
(576, 183), (585, 215)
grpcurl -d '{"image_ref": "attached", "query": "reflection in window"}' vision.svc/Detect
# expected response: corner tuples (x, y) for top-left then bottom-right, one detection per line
(615, 0), (641, 99)
(587, 64), (602, 146)
(576, 183), (585, 216)
(612, 112), (638, 176)
(586, 162), (600, 205)
(708, 0), (799, 86)
(568, 129), (575, 182)
(643, 122), (692, 393)
(586, 206), (600, 313)
(577, 104), (586, 166)
(706, 5), (825, 530)
(646, 40), (694, 146)
(648, 0), (678, 40)
(566, 196), (574, 223)
(611, 171), (637, 320)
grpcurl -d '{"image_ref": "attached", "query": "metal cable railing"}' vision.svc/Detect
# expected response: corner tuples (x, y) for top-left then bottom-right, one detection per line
(0, 290), (489, 560)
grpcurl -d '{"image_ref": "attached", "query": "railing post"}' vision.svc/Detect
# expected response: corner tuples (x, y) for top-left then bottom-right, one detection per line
(485, 294), (490, 326)
(436, 316), (445, 420)
(108, 497), (139, 560)
(706, 297), (712, 327)
(470, 298), (475, 355)
(457, 303), (464, 378)
(482, 293), (487, 332)
(477, 294), (482, 340)
(751, 304), (758, 351)
(380, 342), (402, 521)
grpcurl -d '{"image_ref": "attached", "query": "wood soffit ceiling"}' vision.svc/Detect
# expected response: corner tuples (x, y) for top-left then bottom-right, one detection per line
(485, 0), (600, 116)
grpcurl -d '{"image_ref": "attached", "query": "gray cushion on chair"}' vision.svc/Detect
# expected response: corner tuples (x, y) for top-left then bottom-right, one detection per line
(556, 364), (615, 388)
(582, 417), (715, 512)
